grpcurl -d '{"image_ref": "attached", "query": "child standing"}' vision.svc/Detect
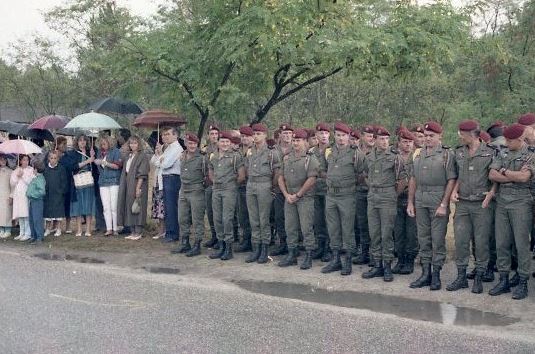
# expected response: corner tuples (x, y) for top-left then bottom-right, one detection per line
(43, 151), (68, 237)
(26, 160), (46, 244)
(11, 155), (34, 241)
(0, 155), (13, 239)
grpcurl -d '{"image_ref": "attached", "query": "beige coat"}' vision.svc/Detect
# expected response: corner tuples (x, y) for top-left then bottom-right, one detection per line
(117, 152), (149, 227)
(0, 167), (13, 226)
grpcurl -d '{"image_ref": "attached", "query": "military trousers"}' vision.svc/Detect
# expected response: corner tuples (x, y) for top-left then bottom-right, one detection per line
(246, 181), (273, 245)
(355, 189), (370, 247)
(453, 200), (491, 271)
(326, 191), (356, 252)
(415, 206), (449, 267)
(495, 198), (532, 277)
(238, 185), (251, 240)
(273, 191), (287, 243)
(205, 185), (216, 237)
(368, 200), (397, 262)
(212, 187), (238, 243)
(314, 194), (328, 243)
(178, 189), (206, 242)
(487, 201), (497, 265)
(285, 196), (315, 250)
(394, 197), (418, 258)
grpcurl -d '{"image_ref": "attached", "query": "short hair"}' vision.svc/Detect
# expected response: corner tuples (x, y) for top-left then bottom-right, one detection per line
(55, 136), (67, 146)
(98, 135), (116, 150)
(33, 160), (45, 173)
(48, 150), (60, 158)
(487, 125), (504, 139)
(161, 126), (177, 135)
(128, 135), (144, 150)
(118, 128), (131, 141)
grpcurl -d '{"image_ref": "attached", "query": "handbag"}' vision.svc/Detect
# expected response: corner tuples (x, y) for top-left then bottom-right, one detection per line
(73, 153), (94, 189)
(131, 197), (141, 214)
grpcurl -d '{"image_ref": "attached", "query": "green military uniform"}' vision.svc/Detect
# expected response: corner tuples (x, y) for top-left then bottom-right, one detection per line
(410, 145), (457, 267)
(245, 145), (281, 245)
(272, 144), (291, 252)
(209, 150), (244, 243)
(281, 150), (320, 251)
(202, 143), (218, 244)
(310, 145), (330, 257)
(325, 145), (365, 253)
(355, 142), (371, 262)
(490, 145), (534, 279)
(366, 147), (406, 263)
(179, 149), (207, 244)
(236, 146), (252, 250)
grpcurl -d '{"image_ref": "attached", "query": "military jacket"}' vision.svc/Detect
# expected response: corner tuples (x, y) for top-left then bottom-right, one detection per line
(454, 143), (494, 201)
(365, 147), (407, 188)
(282, 150), (319, 196)
(326, 145), (365, 193)
(245, 144), (281, 183)
(180, 149), (207, 192)
(209, 150), (244, 188)
(356, 142), (371, 191)
(310, 145), (328, 195)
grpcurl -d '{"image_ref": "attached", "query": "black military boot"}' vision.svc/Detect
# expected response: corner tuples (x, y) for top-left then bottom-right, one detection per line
(391, 255), (404, 274)
(245, 243), (261, 263)
(512, 275), (529, 300)
(171, 236), (191, 254)
(362, 260), (384, 279)
(489, 272), (510, 296)
(341, 254), (352, 276)
(430, 265), (442, 291)
(209, 241), (225, 259)
(353, 245), (370, 265)
(186, 240), (201, 257)
(446, 266), (468, 291)
(235, 237), (252, 253)
(270, 241), (288, 256)
(409, 263), (432, 288)
(399, 255), (415, 275)
(321, 243), (332, 262)
(300, 251), (313, 270)
(311, 239), (326, 260)
(509, 271), (520, 287)
(220, 242), (233, 261)
(321, 250), (342, 273)
(203, 233), (218, 248)
(257, 244), (269, 264)
(383, 261), (394, 282)
(466, 267), (476, 280)
(278, 248), (298, 267)
(471, 269), (484, 294)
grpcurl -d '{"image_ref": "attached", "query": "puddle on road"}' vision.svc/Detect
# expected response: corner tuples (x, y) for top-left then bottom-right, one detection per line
(33, 253), (105, 264)
(142, 266), (180, 274)
(234, 280), (519, 327)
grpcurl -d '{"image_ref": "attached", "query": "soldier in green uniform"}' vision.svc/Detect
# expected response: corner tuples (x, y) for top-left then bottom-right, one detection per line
(411, 124), (425, 149)
(321, 122), (366, 276)
(518, 113), (535, 268)
(488, 123), (533, 300)
(235, 125), (254, 252)
(407, 121), (457, 291)
(202, 124), (220, 249)
(208, 130), (246, 260)
(362, 126), (407, 282)
(245, 123), (281, 264)
(447, 120), (496, 294)
(278, 129), (319, 269)
(172, 133), (207, 257)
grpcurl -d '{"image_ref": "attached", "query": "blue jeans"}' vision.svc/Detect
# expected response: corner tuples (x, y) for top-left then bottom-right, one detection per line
(29, 198), (44, 241)
(163, 174), (181, 240)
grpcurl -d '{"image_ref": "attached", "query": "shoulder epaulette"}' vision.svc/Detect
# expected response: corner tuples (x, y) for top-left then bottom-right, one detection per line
(412, 148), (422, 161)
(442, 145), (450, 149)
(455, 145), (464, 150)
(324, 147), (332, 159)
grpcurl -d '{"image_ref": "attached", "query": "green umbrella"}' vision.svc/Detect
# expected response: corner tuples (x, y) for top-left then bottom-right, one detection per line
(65, 111), (122, 130)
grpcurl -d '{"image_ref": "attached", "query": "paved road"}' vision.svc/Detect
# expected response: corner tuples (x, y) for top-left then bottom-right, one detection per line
(1, 250), (534, 354)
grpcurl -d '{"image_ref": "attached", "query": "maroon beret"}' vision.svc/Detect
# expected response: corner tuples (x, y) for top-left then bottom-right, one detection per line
(230, 136), (241, 145)
(375, 126), (390, 137)
(316, 122), (331, 132)
(458, 119), (480, 132)
(351, 129), (361, 139)
(219, 130), (234, 140)
(251, 123), (268, 133)
(208, 124), (220, 132)
(424, 121), (443, 134)
(334, 121), (351, 135)
(503, 123), (526, 140)
(279, 123), (293, 132)
(399, 129), (415, 141)
(293, 129), (308, 140)
(361, 125), (375, 135)
(184, 132), (199, 143)
(518, 113), (535, 126)
(410, 124), (424, 134)
(479, 131), (491, 143)
(239, 125), (253, 136)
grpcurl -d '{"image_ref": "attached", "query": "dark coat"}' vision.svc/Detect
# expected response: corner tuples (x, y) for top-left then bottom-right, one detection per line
(117, 152), (149, 227)
(43, 164), (68, 218)
(60, 148), (98, 202)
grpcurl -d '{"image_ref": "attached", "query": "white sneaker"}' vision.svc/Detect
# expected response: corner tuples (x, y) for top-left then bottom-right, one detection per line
(44, 229), (52, 237)
(14, 235), (22, 241)
(19, 235), (31, 241)
(54, 229), (62, 237)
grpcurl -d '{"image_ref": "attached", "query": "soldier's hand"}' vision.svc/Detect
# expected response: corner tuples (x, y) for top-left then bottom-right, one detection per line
(407, 203), (415, 217)
(482, 193), (493, 209)
(451, 190), (459, 203)
(435, 205), (447, 217)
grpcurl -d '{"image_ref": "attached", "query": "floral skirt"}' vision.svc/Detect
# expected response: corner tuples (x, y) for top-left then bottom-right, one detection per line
(151, 187), (165, 220)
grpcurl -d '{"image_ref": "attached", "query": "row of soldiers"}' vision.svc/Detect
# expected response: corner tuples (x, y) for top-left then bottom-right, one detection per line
(173, 114), (535, 300)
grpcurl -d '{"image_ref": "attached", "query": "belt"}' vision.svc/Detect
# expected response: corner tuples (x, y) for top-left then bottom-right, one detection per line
(163, 174), (180, 177)
(248, 176), (272, 183)
(369, 185), (395, 191)
(182, 182), (204, 188)
(327, 186), (354, 194)
(418, 185), (444, 192)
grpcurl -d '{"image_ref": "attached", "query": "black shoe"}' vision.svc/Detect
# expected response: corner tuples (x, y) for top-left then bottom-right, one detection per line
(235, 238), (252, 253)
(257, 244), (269, 264)
(118, 227), (131, 235)
(430, 265), (442, 291)
(220, 243), (233, 260)
(391, 256), (404, 274)
(341, 254), (352, 276)
(482, 267), (495, 282)
(409, 263), (432, 288)
(362, 261), (384, 279)
(300, 251), (313, 270)
(321, 250), (342, 273)
(311, 239), (326, 260)
(472, 270), (484, 294)
(278, 248), (298, 267)
(353, 246), (370, 265)
(446, 266), (468, 291)
(383, 261), (393, 282)
(512, 275), (529, 300)
(321, 246), (332, 263)
(489, 272), (510, 296)
(186, 241), (201, 257)
(209, 241), (225, 259)
(270, 242), (288, 256)
(466, 267), (476, 280)
(171, 237), (191, 254)
(399, 256), (415, 275)
(510, 272), (520, 287)
(203, 236), (218, 248)
(245, 244), (261, 263)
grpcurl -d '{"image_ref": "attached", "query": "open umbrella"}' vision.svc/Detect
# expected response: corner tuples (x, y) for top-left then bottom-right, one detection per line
(9, 124), (54, 142)
(65, 111), (122, 130)
(133, 110), (187, 128)
(88, 97), (143, 115)
(0, 120), (23, 133)
(0, 139), (42, 155)
(29, 114), (69, 130)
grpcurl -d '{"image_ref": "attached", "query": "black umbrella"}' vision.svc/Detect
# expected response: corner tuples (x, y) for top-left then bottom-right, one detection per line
(56, 127), (90, 137)
(9, 124), (54, 141)
(88, 97), (143, 115)
(0, 120), (24, 133)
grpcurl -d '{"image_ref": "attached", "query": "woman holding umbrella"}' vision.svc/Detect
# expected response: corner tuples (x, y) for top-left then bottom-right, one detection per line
(10, 155), (34, 241)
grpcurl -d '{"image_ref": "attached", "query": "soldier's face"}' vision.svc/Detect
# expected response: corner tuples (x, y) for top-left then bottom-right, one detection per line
(349, 136), (357, 147)
(399, 138), (413, 153)
(335, 131), (349, 146)
(208, 130), (219, 144)
(218, 138), (231, 152)
(376, 135), (390, 150)
(292, 138), (306, 151)
(186, 140), (198, 153)
(506, 137), (523, 151)
(253, 131), (266, 144)
(308, 135), (318, 147)
(316, 130), (330, 145)
(281, 130), (293, 144)
(362, 132), (375, 147)
(458, 130), (476, 145)
(523, 125), (535, 145)
(241, 135), (253, 147)
(413, 132), (425, 147)
(424, 130), (441, 148)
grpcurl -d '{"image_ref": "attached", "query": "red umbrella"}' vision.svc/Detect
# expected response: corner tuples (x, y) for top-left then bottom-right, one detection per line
(133, 110), (187, 128)
(29, 115), (69, 130)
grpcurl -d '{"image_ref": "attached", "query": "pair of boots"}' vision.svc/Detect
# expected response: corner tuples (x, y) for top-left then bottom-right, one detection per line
(320, 250), (352, 275)
(489, 272), (529, 300)
(245, 244), (269, 264)
(171, 237), (203, 257)
(446, 266), (483, 294)
(352, 245), (370, 265)
(235, 236), (252, 253)
(311, 239), (332, 262)
(270, 240), (288, 256)
(409, 263), (442, 290)
(467, 262), (495, 282)
(278, 248), (313, 270)
(203, 230), (220, 249)
(392, 255), (415, 275)
(362, 260), (394, 282)
(209, 241), (233, 260)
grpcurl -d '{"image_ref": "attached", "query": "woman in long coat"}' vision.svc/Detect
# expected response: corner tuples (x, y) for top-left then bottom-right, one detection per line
(43, 150), (68, 236)
(10, 154), (34, 241)
(117, 136), (149, 240)
(0, 154), (13, 238)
